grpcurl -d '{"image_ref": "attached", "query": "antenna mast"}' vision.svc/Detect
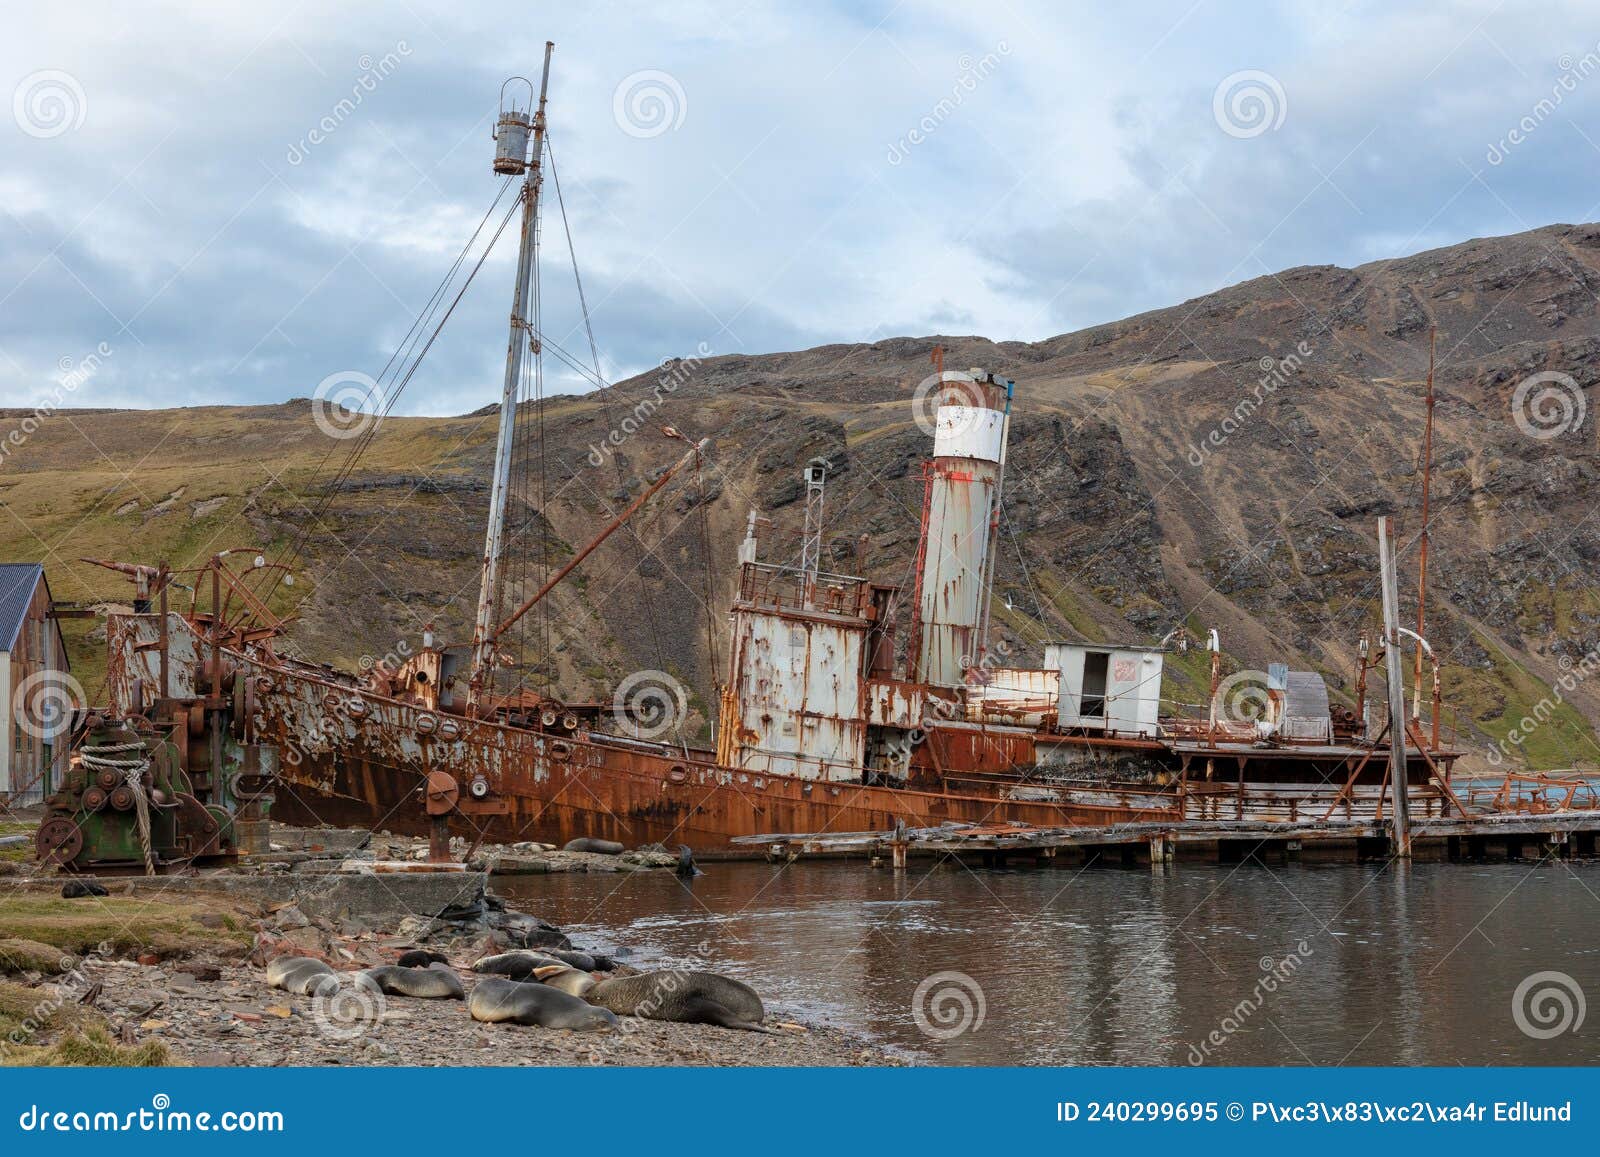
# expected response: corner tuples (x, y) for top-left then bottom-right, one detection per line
(470, 43), (554, 707)
(799, 457), (830, 605)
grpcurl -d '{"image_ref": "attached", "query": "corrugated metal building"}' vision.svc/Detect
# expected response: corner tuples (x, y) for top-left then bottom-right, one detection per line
(0, 563), (72, 806)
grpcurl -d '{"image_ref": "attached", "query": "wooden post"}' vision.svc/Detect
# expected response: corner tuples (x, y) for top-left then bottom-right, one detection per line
(1149, 833), (1171, 868)
(1377, 517), (1412, 858)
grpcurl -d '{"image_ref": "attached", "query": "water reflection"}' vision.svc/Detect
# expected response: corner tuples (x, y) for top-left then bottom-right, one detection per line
(495, 859), (1600, 1065)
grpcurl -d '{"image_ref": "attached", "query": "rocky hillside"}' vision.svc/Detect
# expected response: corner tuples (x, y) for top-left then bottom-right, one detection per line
(9, 222), (1600, 772)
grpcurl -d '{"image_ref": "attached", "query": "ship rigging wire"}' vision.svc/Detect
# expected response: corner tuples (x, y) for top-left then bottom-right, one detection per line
(261, 176), (523, 608)
(542, 134), (673, 684)
(245, 124), (724, 724)
(502, 136), (549, 696)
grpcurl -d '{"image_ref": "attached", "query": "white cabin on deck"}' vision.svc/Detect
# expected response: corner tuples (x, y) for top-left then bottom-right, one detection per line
(1047, 642), (1164, 738)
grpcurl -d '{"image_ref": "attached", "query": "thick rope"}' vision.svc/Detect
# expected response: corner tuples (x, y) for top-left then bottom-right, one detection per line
(82, 742), (154, 875)
(123, 764), (155, 876)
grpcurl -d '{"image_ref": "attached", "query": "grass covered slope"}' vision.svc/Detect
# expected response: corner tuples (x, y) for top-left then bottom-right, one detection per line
(7, 225), (1600, 770)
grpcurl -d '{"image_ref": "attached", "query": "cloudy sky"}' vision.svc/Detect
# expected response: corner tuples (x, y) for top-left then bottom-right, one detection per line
(4, 0), (1599, 414)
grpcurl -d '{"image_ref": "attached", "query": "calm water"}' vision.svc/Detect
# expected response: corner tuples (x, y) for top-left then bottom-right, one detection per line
(496, 861), (1600, 1065)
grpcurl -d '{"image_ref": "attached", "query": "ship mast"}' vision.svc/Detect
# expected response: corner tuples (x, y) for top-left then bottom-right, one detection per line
(469, 44), (554, 707)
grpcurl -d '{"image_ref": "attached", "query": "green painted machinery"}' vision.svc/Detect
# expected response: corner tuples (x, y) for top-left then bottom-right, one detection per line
(35, 716), (239, 873)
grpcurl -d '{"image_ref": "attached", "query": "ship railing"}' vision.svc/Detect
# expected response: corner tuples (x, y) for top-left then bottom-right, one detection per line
(1465, 771), (1600, 814)
(1185, 780), (1453, 824)
(940, 771), (1175, 805)
(736, 561), (868, 615)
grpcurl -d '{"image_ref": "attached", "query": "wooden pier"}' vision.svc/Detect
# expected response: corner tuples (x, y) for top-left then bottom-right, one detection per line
(733, 810), (1600, 868)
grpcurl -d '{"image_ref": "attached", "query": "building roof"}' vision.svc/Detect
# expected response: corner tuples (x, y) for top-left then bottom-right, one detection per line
(0, 563), (46, 651)
(1044, 641), (1169, 654)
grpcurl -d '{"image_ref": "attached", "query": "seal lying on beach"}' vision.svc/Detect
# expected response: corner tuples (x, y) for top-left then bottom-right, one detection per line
(532, 964), (598, 998)
(396, 949), (450, 968)
(542, 948), (615, 972)
(61, 879), (109, 899)
(266, 956), (340, 997)
(562, 837), (624, 855)
(473, 950), (566, 980)
(358, 964), (465, 1000)
(468, 978), (617, 1031)
(587, 971), (770, 1032)
(503, 923), (573, 952)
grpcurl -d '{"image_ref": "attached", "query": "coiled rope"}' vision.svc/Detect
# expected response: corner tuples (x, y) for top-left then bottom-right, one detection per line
(80, 741), (154, 875)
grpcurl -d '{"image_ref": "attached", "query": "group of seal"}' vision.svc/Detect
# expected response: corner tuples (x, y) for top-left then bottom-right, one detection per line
(266, 951), (772, 1034)
(473, 948), (614, 976)
(261, 841), (777, 1036)
(470, 953), (770, 1032)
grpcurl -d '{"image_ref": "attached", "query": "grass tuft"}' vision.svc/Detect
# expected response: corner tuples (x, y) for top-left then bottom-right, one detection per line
(0, 893), (253, 959)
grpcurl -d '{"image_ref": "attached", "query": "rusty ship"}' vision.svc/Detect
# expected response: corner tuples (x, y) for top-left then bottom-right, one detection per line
(39, 45), (1600, 875)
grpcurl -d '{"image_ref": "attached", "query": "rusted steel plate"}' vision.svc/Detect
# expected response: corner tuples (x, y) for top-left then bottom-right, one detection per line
(109, 610), (1464, 860)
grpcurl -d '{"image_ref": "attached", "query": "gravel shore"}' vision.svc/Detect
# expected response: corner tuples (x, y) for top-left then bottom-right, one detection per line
(0, 821), (904, 1067)
(87, 957), (901, 1067)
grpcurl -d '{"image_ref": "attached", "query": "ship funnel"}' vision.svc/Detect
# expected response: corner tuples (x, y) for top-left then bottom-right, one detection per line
(493, 77), (536, 175)
(908, 364), (1013, 686)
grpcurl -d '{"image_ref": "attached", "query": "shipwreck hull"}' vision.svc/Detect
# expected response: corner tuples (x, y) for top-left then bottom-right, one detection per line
(105, 612), (1457, 858)
(105, 613), (1179, 857)
(267, 737), (1177, 857)
(244, 648), (1179, 854)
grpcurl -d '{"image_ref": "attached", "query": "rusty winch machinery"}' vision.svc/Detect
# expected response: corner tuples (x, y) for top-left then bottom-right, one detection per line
(36, 554), (281, 874)
(35, 714), (248, 873)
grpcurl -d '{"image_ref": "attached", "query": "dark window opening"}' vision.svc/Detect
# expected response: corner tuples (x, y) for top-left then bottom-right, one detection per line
(1081, 652), (1109, 719)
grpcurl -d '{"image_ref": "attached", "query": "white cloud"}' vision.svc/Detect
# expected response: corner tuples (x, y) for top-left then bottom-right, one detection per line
(3, 0), (1600, 414)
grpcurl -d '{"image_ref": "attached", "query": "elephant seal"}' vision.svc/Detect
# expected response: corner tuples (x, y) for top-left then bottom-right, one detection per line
(562, 837), (624, 856)
(359, 964), (465, 1000)
(266, 956), (339, 997)
(396, 949), (449, 969)
(588, 971), (769, 1032)
(468, 978), (617, 1031)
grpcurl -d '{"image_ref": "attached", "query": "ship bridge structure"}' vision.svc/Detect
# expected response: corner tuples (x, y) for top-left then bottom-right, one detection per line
(717, 366), (1045, 785)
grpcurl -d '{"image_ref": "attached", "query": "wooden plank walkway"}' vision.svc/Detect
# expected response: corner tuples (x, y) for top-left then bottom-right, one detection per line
(732, 809), (1600, 858)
